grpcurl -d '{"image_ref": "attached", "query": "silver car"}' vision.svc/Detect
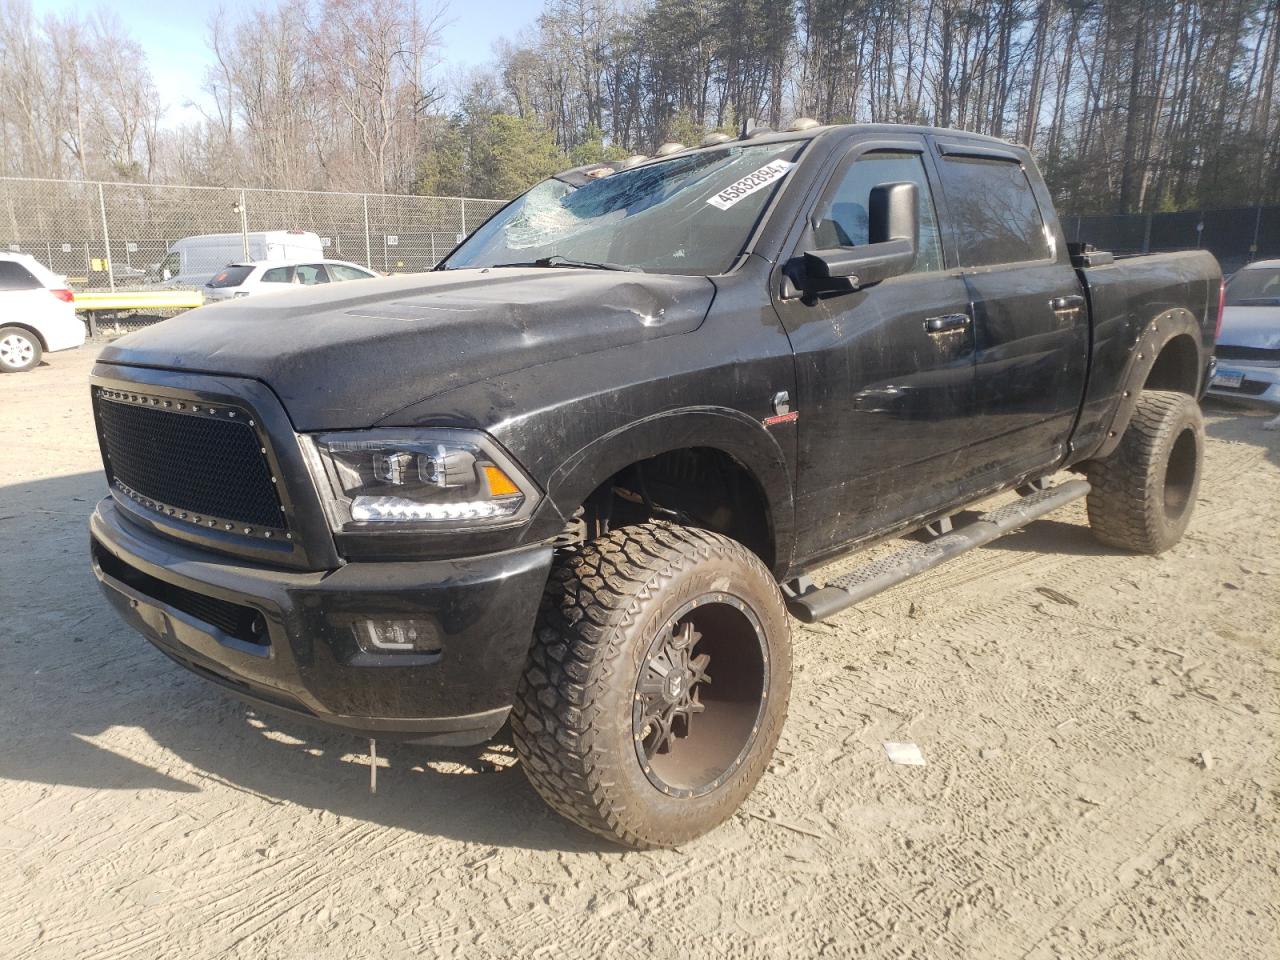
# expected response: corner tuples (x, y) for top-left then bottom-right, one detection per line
(203, 258), (379, 301)
(1208, 259), (1280, 406)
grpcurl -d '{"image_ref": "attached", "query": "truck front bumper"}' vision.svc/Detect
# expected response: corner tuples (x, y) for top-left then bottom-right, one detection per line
(90, 498), (554, 744)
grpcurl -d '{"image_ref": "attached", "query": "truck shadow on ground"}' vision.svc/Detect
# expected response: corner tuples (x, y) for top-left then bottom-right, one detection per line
(0, 472), (613, 853)
(959, 513), (1119, 557)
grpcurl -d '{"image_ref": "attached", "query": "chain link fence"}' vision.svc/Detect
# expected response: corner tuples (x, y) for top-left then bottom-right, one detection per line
(1064, 205), (1280, 275)
(0, 177), (506, 289)
(6, 174), (1273, 301)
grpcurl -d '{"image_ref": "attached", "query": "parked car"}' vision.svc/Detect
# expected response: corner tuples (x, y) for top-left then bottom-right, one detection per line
(1208, 258), (1280, 406)
(88, 122), (1221, 848)
(0, 252), (85, 373)
(203, 259), (379, 301)
(149, 231), (325, 288)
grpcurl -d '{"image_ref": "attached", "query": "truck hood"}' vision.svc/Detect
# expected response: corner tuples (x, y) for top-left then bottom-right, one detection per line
(1219, 305), (1280, 350)
(97, 268), (715, 430)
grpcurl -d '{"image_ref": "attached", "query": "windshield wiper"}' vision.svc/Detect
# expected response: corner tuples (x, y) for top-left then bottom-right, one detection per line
(491, 255), (642, 273)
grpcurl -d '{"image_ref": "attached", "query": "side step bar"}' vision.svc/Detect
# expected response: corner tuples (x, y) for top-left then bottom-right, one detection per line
(785, 479), (1091, 623)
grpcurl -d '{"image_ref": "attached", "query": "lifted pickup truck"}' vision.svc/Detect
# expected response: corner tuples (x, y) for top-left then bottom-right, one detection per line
(89, 123), (1222, 848)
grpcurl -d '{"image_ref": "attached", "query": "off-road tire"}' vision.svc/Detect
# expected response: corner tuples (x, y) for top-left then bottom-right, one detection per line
(1086, 389), (1204, 554)
(511, 521), (792, 849)
(0, 326), (41, 373)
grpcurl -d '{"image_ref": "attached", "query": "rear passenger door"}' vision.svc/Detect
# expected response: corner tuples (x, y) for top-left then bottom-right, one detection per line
(932, 140), (1088, 481)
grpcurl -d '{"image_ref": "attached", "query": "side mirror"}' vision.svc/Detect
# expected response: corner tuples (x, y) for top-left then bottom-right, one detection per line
(800, 181), (919, 290)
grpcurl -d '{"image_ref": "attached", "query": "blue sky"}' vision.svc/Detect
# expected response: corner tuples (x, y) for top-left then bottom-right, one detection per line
(30, 0), (544, 126)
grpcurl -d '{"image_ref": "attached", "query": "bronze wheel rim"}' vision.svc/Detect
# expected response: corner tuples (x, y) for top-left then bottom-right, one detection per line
(632, 592), (769, 799)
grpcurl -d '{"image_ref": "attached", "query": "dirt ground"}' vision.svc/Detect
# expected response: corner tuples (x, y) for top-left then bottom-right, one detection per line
(1, 345), (1277, 960)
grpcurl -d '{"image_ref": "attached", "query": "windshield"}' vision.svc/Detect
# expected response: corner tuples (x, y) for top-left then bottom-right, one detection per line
(443, 140), (807, 276)
(154, 251), (181, 281)
(1226, 266), (1280, 306)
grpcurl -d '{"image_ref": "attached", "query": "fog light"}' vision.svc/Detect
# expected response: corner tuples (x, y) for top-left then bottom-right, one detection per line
(353, 618), (442, 654)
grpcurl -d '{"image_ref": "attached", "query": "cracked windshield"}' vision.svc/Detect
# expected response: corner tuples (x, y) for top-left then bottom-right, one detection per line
(443, 140), (807, 276)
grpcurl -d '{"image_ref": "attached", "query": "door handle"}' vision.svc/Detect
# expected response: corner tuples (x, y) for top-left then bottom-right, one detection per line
(1050, 295), (1085, 312)
(923, 313), (971, 334)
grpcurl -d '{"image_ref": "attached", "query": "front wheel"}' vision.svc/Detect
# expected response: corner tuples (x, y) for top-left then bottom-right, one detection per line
(1086, 389), (1204, 554)
(0, 326), (41, 373)
(511, 522), (792, 849)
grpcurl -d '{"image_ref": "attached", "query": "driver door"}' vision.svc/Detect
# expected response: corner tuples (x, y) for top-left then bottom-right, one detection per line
(771, 138), (977, 562)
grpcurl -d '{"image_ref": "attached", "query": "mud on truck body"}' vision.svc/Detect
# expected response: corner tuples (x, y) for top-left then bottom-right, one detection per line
(89, 122), (1222, 847)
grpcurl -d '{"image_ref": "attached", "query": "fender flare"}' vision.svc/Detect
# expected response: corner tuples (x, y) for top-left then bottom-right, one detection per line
(1092, 307), (1204, 459)
(542, 406), (796, 575)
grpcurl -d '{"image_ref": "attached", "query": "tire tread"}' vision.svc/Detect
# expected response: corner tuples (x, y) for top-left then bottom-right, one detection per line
(1086, 389), (1202, 554)
(511, 521), (785, 848)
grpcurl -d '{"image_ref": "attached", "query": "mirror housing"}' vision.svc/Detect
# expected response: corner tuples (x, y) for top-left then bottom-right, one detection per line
(800, 181), (919, 290)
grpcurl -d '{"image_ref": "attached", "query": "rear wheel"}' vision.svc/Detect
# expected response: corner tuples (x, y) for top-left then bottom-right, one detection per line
(511, 522), (791, 849)
(0, 327), (41, 373)
(1086, 389), (1204, 554)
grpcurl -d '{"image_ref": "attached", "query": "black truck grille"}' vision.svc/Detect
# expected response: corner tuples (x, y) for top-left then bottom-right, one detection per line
(94, 388), (287, 535)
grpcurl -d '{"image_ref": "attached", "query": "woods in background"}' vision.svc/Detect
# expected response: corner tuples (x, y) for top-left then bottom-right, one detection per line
(1, 0), (1278, 215)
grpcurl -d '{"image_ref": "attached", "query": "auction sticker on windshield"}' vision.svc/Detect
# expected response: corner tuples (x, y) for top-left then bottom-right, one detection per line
(706, 160), (795, 210)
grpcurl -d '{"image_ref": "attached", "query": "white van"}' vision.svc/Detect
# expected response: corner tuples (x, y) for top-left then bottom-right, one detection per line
(151, 231), (325, 288)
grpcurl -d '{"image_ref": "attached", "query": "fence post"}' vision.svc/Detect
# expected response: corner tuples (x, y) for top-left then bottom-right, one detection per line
(461, 198), (467, 237)
(363, 195), (372, 269)
(238, 189), (249, 259)
(1251, 205), (1263, 261)
(1142, 213), (1152, 254)
(97, 182), (115, 291)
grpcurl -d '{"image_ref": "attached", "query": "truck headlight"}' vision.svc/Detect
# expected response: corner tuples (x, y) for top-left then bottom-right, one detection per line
(302, 429), (539, 530)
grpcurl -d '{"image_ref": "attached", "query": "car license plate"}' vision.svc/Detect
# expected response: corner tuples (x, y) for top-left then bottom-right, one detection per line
(1212, 369), (1245, 389)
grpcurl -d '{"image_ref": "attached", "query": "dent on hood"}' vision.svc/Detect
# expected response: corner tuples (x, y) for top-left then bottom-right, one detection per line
(95, 269), (717, 432)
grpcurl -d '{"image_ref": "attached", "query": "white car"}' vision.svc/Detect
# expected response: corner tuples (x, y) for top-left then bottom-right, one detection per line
(151, 230), (326, 288)
(1209, 259), (1280, 406)
(0, 252), (86, 373)
(203, 259), (379, 301)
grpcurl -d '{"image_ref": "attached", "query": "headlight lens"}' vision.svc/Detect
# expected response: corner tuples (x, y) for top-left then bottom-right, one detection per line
(303, 429), (539, 530)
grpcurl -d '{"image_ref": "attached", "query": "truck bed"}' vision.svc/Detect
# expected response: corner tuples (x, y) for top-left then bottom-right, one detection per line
(1072, 249), (1219, 461)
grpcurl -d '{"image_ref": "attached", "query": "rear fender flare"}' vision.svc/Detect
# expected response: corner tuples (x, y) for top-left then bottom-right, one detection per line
(542, 406), (796, 576)
(1094, 308), (1203, 459)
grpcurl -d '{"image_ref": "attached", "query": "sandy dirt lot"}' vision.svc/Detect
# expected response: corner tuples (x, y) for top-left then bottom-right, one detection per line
(1, 345), (1277, 959)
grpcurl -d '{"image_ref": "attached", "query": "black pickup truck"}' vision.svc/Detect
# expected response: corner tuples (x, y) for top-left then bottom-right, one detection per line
(89, 123), (1222, 848)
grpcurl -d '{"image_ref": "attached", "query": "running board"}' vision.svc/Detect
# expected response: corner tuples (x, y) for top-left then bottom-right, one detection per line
(784, 479), (1092, 623)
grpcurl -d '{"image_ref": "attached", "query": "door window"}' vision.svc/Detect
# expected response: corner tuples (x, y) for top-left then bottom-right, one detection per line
(328, 264), (374, 281)
(295, 264), (330, 285)
(261, 266), (294, 283)
(811, 151), (944, 273)
(938, 156), (1052, 266)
